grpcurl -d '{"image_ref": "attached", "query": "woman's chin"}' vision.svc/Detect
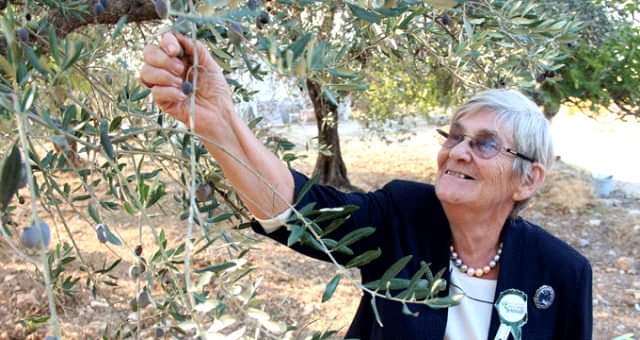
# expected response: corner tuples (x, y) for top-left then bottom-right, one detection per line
(435, 186), (472, 205)
(436, 182), (474, 204)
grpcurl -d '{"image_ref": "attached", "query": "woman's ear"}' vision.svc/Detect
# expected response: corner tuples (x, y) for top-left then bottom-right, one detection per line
(513, 163), (546, 202)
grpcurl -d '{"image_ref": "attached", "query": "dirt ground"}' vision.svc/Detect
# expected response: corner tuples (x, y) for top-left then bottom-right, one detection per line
(0, 121), (639, 339)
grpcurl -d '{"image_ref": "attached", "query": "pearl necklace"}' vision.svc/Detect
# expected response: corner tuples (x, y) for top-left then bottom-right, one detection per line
(450, 242), (503, 278)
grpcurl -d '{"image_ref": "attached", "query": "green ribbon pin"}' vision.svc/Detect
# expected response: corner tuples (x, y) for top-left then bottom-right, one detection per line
(494, 289), (528, 340)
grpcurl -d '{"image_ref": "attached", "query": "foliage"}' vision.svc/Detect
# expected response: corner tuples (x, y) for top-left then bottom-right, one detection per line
(348, 0), (583, 124)
(354, 59), (454, 124)
(539, 12), (640, 119)
(0, 0), (625, 338)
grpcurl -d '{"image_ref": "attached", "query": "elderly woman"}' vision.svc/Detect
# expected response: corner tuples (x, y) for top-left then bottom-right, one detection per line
(141, 33), (592, 340)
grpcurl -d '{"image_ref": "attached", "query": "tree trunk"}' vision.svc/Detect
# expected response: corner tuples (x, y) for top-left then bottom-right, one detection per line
(306, 79), (356, 191)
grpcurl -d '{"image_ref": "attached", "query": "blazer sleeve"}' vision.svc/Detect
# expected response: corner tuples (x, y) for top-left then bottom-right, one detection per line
(570, 260), (593, 340)
(250, 169), (394, 266)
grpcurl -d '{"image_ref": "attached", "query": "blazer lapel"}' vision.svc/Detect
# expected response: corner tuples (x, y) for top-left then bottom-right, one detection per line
(426, 208), (453, 339)
(488, 218), (525, 339)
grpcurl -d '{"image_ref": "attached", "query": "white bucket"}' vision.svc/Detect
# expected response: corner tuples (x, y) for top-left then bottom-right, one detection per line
(593, 175), (615, 198)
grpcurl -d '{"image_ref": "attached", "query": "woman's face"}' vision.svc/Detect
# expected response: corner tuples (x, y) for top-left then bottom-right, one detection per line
(435, 109), (520, 212)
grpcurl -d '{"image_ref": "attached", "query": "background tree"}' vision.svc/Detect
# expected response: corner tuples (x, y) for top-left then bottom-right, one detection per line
(0, 0), (625, 338)
(534, 0), (640, 120)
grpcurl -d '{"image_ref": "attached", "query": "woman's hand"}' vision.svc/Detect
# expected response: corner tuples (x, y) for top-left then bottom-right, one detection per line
(140, 32), (234, 132)
(141, 32), (295, 219)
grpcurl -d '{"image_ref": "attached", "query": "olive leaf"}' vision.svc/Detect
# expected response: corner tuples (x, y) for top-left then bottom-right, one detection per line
(346, 248), (381, 268)
(321, 274), (342, 303)
(0, 142), (22, 211)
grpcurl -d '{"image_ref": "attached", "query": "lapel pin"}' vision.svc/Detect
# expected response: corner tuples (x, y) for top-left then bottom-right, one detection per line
(534, 285), (555, 309)
(494, 289), (528, 340)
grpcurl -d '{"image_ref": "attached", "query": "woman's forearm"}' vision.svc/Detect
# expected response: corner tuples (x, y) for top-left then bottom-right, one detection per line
(198, 107), (295, 220)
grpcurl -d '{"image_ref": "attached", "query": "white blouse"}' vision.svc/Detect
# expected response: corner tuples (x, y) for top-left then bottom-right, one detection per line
(445, 261), (497, 340)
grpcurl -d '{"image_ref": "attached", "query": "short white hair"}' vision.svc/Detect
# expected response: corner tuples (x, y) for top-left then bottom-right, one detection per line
(451, 89), (554, 217)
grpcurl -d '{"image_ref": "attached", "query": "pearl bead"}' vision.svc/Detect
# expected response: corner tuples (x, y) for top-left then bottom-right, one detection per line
(450, 242), (503, 278)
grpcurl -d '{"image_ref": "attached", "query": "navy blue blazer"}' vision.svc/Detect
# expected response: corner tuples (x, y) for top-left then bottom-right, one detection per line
(251, 170), (593, 339)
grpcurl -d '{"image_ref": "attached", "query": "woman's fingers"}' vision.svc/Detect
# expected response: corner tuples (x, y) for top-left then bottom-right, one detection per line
(143, 45), (185, 76)
(151, 86), (187, 120)
(159, 32), (183, 58)
(174, 33), (221, 72)
(140, 64), (183, 88)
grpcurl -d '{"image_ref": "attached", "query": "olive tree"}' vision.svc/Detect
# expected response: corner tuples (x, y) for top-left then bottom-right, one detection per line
(0, 0), (612, 338)
(0, 0), (469, 338)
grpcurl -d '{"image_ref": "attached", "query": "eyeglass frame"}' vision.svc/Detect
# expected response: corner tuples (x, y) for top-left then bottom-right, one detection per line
(436, 128), (536, 163)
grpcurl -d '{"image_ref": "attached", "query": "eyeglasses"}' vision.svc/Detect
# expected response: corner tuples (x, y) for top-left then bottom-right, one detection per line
(436, 128), (535, 163)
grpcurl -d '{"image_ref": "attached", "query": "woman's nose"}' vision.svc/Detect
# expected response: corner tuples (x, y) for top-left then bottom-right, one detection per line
(448, 138), (473, 162)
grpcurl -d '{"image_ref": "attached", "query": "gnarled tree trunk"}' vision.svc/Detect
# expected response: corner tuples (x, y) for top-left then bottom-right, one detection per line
(306, 79), (355, 190)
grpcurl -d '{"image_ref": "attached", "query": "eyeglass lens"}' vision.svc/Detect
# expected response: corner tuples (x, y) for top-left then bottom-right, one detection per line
(438, 128), (501, 159)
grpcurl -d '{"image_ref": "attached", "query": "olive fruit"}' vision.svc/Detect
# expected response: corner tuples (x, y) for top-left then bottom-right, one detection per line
(440, 14), (452, 26)
(247, 0), (258, 10)
(138, 290), (151, 307)
(25, 13), (32, 21)
(100, 0), (108, 8)
(128, 264), (144, 279)
(181, 80), (193, 95)
(154, 327), (165, 338)
(154, 0), (169, 19)
(228, 22), (244, 44)
(17, 28), (29, 43)
(256, 11), (270, 29)
(544, 70), (556, 78)
(129, 290), (152, 311)
(195, 183), (212, 202)
(134, 244), (143, 256)
(536, 73), (546, 83)
(95, 223), (108, 243)
(20, 221), (51, 249)
(94, 2), (105, 16)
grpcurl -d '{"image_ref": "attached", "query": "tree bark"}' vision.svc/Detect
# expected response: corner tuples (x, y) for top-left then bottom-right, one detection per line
(306, 79), (356, 191)
(0, 0), (160, 57)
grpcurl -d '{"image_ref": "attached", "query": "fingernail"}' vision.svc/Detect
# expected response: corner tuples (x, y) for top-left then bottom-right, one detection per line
(169, 44), (178, 54)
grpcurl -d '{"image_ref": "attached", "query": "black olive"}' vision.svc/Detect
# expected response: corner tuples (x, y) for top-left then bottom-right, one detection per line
(154, 0), (169, 19)
(17, 28), (29, 43)
(94, 2), (105, 16)
(182, 81), (194, 95)
(256, 11), (270, 29)
(440, 14), (452, 26)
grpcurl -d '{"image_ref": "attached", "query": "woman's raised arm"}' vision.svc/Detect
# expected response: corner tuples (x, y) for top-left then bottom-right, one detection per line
(140, 32), (294, 219)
